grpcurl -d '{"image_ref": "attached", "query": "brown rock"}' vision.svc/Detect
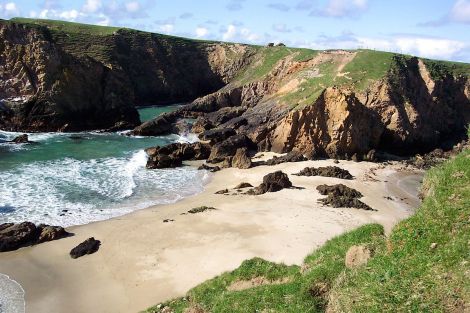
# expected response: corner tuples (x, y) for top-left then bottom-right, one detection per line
(316, 184), (362, 198)
(235, 182), (253, 189)
(294, 166), (353, 179)
(345, 245), (372, 268)
(37, 225), (69, 243)
(70, 237), (101, 259)
(231, 148), (252, 169)
(247, 171), (292, 195)
(207, 134), (252, 163)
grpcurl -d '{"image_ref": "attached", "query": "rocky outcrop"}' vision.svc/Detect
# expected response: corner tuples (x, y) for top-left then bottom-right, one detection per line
(261, 151), (307, 166)
(132, 113), (177, 136)
(316, 184), (362, 198)
(0, 222), (70, 252)
(146, 142), (211, 169)
(70, 237), (101, 259)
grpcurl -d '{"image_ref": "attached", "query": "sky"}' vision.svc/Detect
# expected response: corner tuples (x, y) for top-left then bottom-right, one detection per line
(0, 0), (469, 62)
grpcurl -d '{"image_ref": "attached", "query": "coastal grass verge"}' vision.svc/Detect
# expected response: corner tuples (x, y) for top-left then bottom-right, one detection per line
(145, 147), (470, 313)
(144, 224), (385, 313)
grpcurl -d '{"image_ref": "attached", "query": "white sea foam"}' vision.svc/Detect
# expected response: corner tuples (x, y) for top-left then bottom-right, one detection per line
(0, 274), (25, 313)
(0, 149), (210, 227)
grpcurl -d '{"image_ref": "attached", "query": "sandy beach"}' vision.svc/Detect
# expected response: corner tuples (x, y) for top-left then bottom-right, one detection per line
(0, 154), (423, 313)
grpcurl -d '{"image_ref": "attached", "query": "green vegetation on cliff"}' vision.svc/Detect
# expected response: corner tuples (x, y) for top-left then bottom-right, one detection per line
(146, 147), (470, 313)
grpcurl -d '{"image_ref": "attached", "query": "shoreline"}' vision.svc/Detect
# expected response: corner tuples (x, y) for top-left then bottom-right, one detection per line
(0, 155), (424, 313)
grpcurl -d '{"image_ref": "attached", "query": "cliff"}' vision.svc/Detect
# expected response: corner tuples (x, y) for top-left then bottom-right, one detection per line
(0, 18), (254, 131)
(1, 18), (469, 156)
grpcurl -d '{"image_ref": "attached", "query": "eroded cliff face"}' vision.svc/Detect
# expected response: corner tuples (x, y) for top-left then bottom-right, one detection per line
(0, 19), (254, 131)
(187, 51), (470, 157)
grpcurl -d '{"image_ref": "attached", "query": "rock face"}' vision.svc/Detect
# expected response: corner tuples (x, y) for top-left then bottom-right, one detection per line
(270, 87), (384, 158)
(0, 222), (70, 252)
(199, 128), (236, 143)
(247, 171), (292, 195)
(231, 148), (252, 169)
(70, 237), (101, 259)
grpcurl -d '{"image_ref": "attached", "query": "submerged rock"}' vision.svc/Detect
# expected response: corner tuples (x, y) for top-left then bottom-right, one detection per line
(0, 222), (70, 252)
(70, 237), (101, 259)
(10, 134), (31, 144)
(294, 166), (353, 180)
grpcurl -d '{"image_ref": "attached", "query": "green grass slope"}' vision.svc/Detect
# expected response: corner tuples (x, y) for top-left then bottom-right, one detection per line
(146, 144), (470, 313)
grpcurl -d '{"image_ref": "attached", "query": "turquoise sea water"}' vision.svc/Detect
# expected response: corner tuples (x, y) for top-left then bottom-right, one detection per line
(0, 106), (208, 227)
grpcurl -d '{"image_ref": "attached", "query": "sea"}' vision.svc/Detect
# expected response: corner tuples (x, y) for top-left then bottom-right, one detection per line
(0, 105), (209, 227)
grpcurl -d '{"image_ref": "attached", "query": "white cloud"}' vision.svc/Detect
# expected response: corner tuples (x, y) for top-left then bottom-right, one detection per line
(195, 27), (208, 38)
(317, 0), (368, 17)
(159, 24), (174, 34)
(2, 2), (20, 16)
(82, 0), (102, 13)
(125, 1), (140, 13)
(222, 24), (237, 41)
(450, 0), (470, 24)
(298, 33), (467, 61)
(38, 9), (84, 21)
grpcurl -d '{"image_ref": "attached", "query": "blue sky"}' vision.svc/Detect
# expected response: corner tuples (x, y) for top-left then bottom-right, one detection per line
(1, 0), (469, 62)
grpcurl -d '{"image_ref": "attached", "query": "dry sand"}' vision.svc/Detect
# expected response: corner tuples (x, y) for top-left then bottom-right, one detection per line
(0, 154), (423, 313)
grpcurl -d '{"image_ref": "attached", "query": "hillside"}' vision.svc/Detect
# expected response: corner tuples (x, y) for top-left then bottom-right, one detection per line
(146, 143), (470, 313)
(0, 18), (469, 156)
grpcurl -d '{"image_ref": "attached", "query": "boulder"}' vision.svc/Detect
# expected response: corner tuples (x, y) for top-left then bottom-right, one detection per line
(70, 237), (101, 259)
(247, 171), (292, 195)
(207, 134), (253, 163)
(294, 166), (353, 180)
(0, 222), (70, 252)
(37, 225), (69, 244)
(345, 245), (372, 268)
(231, 148), (252, 169)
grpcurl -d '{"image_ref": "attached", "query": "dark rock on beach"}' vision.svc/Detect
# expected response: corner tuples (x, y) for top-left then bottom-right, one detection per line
(0, 222), (70, 252)
(247, 171), (292, 195)
(235, 182), (253, 189)
(316, 184), (373, 211)
(198, 163), (221, 172)
(187, 206), (217, 214)
(294, 166), (353, 180)
(316, 184), (363, 198)
(260, 151), (307, 166)
(319, 195), (374, 211)
(70, 237), (101, 259)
